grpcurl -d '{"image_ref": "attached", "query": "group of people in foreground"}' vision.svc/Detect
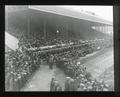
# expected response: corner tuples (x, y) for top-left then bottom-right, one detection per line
(50, 60), (111, 91)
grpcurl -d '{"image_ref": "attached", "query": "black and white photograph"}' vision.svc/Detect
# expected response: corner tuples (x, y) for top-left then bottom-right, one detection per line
(5, 5), (114, 91)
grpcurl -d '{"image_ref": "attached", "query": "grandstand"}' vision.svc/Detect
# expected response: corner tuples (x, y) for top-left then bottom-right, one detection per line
(5, 6), (113, 91)
(6, 6), (112, 43)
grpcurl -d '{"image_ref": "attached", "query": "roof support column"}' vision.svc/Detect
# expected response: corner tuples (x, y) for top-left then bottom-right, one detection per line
(44, 20), (46, 39)
(107, 26), (108, 33)
(104, 26), (106, 33)
(27, 15), (30, 37)
(100, 26), (101, 32)
(102, 26), (103, 33)
(103, 26), (105, 33)
(66, 23), (68, 38)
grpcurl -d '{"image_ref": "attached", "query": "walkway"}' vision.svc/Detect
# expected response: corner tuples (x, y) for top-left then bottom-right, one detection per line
(21, 65), (55, 91)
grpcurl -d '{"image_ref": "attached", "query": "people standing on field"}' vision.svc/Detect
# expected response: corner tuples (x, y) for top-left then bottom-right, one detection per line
(49, 54), (54, 69)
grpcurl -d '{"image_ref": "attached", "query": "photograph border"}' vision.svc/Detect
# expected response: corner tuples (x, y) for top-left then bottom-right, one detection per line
(1, 0), (120, 97)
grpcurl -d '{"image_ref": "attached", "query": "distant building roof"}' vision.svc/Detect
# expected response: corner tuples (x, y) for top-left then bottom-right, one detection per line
(29, 6), (113, 26)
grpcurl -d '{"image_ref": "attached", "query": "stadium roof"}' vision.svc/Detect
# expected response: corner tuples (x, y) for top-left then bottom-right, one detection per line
(29, 6), (113, 26)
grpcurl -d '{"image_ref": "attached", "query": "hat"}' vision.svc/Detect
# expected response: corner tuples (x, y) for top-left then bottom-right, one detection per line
(66, 77), (71, 79)
(101, 84), (104, 87)
(52, 76), (55, 79)
(80, 74), (84, 77)
(87, 82), (90, 84)
(87, 86), (92, 89)
(103, 88), (108, 91)
(51, 77), (55, 81)
(105, 84), (109, 87)
(18, 75), (21, 79)
(83, 87), (87, 90)
(80, 83), (85, 87)
(91, 80), (95, 83)
(70, 78), (74, 82)
(77, 62), (81, 65)
(14, 78), (18, 81)
(82, 78), (85, 80)
(84, 79), (88, 82)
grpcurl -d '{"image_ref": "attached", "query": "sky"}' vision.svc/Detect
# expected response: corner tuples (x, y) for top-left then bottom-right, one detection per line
(59, 6), (113, 22)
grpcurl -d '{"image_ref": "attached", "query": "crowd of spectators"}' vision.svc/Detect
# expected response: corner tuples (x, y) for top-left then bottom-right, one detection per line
(50, 60), (110, 91)
(5, 27), (113, 91)
(49, 40), (113, 91)
(5, 49), (41, 91)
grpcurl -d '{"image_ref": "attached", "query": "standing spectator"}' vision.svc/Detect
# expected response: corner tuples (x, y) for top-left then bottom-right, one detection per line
(77, 83), (85, 91)
(55, 83), (62, 91)
(64, 77), (71, 91)
(52, 81), (59, 91)
(50, 77), (56, 91)
(69, 78), (78, 91)
(49, 55), (54, 69)
(56, 85), (62, 91)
